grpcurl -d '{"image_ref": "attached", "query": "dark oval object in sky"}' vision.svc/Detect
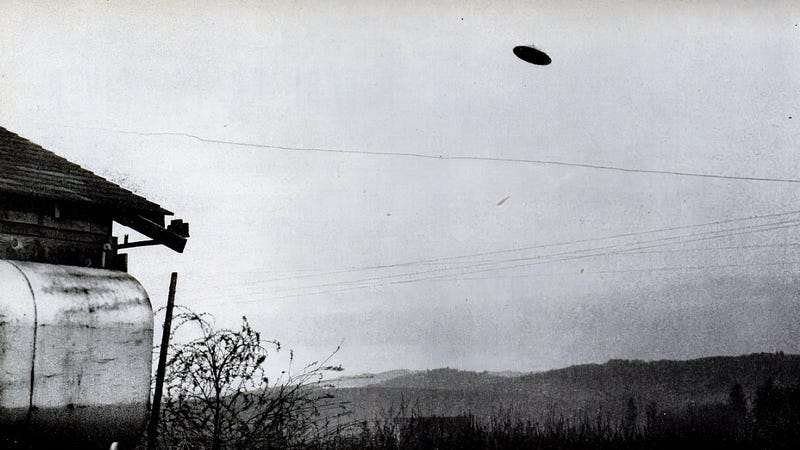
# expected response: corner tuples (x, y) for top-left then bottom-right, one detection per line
(513, 45), (551, 65)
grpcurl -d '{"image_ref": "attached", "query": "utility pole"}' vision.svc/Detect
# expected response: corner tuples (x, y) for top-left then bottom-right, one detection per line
(147, 272), (178, 450)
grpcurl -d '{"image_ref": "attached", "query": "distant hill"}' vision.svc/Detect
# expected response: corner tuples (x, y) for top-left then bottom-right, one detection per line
(378, 368), (510, 390)
(328, 368), (529, 389)
(326, 369), (415, 388)
(330, 353), (800, 423)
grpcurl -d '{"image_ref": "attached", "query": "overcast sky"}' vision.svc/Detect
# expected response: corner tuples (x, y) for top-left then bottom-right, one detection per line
(2, 1), (800, 374)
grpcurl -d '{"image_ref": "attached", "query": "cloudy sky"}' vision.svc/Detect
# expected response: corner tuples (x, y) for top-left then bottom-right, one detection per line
(2, 0), (800, 374)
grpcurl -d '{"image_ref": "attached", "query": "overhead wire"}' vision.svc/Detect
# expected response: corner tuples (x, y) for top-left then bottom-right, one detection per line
(53, 124), (800, 184)
(211, 259), (800, 305)
(50, 123), (800, 300)
(206, 218), (800, 295)
(197, 219), (800, 304)
(457, 260), (800, 282)
(194, 219), (800, 301)
(385, 222), (800, 288)
(176, 209), (800, 295)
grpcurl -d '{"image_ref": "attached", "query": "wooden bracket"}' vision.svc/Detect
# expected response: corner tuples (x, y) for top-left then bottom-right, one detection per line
(117, 239), (161, 249)
(115, 215), (188, 253)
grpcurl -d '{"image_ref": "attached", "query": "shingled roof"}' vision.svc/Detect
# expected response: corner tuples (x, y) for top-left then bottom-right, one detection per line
(0, 126), (171, 216)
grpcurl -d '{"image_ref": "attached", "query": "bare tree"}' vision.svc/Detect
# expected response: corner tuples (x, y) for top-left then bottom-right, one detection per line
(154, 308), (350, 449)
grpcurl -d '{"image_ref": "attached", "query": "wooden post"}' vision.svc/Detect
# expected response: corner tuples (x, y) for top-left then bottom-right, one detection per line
(147, 272), (178, 450)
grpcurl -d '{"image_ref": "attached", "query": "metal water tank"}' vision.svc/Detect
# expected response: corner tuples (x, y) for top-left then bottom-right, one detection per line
(0, 260), (153, 445)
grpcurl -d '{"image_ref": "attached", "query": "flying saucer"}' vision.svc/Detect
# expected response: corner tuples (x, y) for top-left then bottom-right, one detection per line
(513, 45), (551, 65)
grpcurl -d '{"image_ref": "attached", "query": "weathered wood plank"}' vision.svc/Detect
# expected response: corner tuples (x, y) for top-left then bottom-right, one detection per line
(0, 208), (110, 235)
(115, 214), (186, 253)
(0, 220), (109, 243)
(0, 233), (105, 267)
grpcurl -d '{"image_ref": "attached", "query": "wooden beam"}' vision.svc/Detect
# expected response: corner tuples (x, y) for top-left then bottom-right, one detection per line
(117, 239), (160, 249)
(148, 272), (178, 450)
(114, 214), (187, 253)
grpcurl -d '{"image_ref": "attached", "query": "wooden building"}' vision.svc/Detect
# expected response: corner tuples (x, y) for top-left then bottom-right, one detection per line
(0, 125), (189, 446)
(0, 126), (188, 269)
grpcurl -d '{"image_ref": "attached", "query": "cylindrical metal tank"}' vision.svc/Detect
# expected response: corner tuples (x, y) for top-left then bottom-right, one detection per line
(0, 260), (153, 445)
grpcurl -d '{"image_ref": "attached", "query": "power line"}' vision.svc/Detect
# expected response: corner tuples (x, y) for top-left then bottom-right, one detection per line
(445, 260), (800, 282)
(177, 209), (800, 294)
(611, 242), (800, 256)
(386, 222), (800, 288)
(385, 220), (800, 280)
(192, 219), (800, 300)
(252, 219), (800, 294)
(197, 220), (800, 304)
(427, 242), (800, 268)
(55, 123), (800, 183)
(212, 259), (800, 305)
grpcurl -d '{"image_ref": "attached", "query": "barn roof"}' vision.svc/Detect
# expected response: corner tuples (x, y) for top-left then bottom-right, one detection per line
(0, 126), (188, 253)
(0, 126), (171, 216)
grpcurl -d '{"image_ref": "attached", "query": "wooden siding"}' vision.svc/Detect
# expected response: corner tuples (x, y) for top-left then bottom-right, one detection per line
(0, 200), (114, 268)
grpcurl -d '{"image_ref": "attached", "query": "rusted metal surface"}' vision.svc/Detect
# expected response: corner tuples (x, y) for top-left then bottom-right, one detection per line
(0, 259), (153, 444)
(0, 261), (36, 424)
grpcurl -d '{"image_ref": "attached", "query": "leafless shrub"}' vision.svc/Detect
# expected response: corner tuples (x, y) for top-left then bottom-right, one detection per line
(153, 307), (351, 450)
